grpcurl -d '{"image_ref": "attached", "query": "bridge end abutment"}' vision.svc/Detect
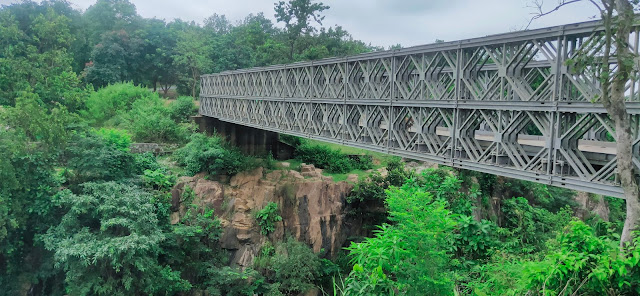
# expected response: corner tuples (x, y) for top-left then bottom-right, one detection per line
(192, 115), (293, 159)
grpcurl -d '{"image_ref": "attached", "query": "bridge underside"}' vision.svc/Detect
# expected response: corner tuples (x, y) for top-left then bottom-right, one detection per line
(200, 20), (640, 198)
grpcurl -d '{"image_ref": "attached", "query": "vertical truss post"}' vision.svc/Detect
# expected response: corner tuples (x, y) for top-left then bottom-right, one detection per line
(550, 27), (566, 180)
(308, 62), (314, 139)
(388, 51), (397, 154)
(343, 58), (348, 144)
(452, 44), (462, 167)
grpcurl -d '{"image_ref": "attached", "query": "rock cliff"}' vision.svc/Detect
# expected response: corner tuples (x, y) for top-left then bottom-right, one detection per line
(170, 164), (360, 268)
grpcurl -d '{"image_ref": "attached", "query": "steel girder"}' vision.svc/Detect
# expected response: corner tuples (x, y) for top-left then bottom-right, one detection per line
(199, 20), (640, 198)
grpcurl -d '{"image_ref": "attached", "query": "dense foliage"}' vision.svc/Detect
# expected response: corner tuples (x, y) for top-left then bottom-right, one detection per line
(295, 142), (374, 173)
(42, 182), (190, 296)
(340, 167), (640, 295)
(345, 180), (457, 295)
(254, 237), (338, 295)
(84, 83), (195, 143)
(174, 133), (251, 176)
(1, 0), (638, 295)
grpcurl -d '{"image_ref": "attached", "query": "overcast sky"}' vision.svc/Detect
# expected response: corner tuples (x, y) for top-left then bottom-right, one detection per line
(1, 0), (600, 47)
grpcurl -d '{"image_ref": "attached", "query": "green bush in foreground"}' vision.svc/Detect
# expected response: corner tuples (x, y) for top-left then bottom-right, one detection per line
(344, 180), (457, 295)
(119, 94), (194, 143)
(83, 82), (156, 125)
(254, 237), (336, 295)
(174, 133), (251, 176)
(469, 221), (640, 296)
(521, 221), (640, 295)
(169, 96), (198, 123)
(295, 144), (373, 173)
(42, 182), (190, 295)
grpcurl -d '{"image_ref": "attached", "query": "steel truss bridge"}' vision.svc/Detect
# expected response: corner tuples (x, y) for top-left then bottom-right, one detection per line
(199, 20), (640, 198)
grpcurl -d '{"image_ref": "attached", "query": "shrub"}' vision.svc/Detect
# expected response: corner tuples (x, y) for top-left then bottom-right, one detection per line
(501, 197), (573, 253)
(95, 127), (131, 151)
(133, 152), (162, 173)
(206, 267), (270, 296)
(279, 134), (306, 148)
(143, 169), (176, 191)
(83, 83), (193, 143)
(64, 133), (135, 184)
(174, 133), (250, 176)
(352, 155), (373, 170)
(452, 215), (500, 262)
(119, 96), (194, 143)
(254, 237), (328, 295)
(84, 82), (157, 125)
(520, 221), (640, 295)
(295, 143), (373, 174)
(346, 159), (412, 229)
(295, 144), (338, 169)
(255, 202), (282, 235)
(344, 182), (457, 295)
(347, 158), (411, 205)
(169, 96), (198, 123)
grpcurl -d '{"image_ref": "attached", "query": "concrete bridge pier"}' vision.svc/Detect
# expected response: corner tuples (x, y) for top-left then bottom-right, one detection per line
(192, 116), (292, 159)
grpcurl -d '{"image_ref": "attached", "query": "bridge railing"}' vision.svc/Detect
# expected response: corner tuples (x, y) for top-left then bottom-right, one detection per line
(200, 19), (640, 198)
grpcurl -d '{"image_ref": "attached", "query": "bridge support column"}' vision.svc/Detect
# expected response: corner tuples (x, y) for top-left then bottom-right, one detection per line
(192, 116), (293, 159)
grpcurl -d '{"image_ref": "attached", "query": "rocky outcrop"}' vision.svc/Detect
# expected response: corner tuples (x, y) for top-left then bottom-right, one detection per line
(574, 191), (610, 221)
(171, 164), (359, 268)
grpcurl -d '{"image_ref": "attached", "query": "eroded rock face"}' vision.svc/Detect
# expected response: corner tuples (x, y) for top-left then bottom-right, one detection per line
(574, 191), (610, 221)
(171, 166), (357, 268)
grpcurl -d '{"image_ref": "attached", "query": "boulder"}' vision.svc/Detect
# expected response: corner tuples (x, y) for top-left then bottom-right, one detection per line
(346, 174), (359, 183)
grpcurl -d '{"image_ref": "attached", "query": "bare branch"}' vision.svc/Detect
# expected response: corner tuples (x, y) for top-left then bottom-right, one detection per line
(526, 0), (604, 29)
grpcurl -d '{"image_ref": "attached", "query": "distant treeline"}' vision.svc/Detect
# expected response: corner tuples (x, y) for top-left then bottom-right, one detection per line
(0, 0), (380, 107)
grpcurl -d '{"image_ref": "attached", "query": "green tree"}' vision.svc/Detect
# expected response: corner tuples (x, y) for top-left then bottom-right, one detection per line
(274, 0), (329, 61)
(42, 182), (190, 295)
(84, 29), (144, 87)
(0, 130), (62, 295)
(139, 18), (177, 92)
(0, 4), (88, 109)
(345, 180), (457, 295)
(63, 133), (136, 184)
(83, 0), (140, 46)
(0, 103), (72, 294)
(254, 237), (331, 295)
(83, 82), (154, 125)
(174, 25), (212, 97)
(2, 93), (78, 149)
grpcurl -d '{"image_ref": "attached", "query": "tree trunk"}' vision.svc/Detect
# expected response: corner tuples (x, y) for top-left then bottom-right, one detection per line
(289, 37), (296, 61)
(191, 67), (198, 98)
(609, 0), (640, 245)
(152, 76), (158, 92)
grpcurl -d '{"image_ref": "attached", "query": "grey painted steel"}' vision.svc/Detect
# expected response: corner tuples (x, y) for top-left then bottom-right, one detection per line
(200, 19), (640, 198)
